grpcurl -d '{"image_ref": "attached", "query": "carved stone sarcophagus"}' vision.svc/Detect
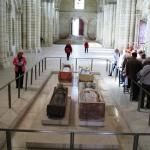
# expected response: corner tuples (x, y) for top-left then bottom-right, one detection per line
(58, 64), (72, 82)
(79, 67), (94, 82)
(79, 88), (105, 122)
(47, 84), (68, 119)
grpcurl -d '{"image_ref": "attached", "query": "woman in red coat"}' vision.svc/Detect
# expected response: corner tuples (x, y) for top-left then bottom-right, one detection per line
(84, 40), (89, 53)
(13, 50), (27, 88)
(65, 41), (72, 60)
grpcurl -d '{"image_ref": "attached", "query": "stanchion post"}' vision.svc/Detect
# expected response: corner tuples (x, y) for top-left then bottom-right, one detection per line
(25, 72), (28, 91)
(106, 59), (108, 72)
(60, 58), (62, 70)
(76, 58), (77, 72)
(130, 80), (133, 101)
(133, 134), (139, 150)
(42, 59), (43, 72)
(91, 58), (93, 71)
(39, 61), (40, 76)
(6, 131), (12, 150)
(18, 75), (21, 98)
(70, 132), (74, 150)
(31, 68), (33, 85)
(108, 61), (111, 75)
(137, 85), (142, 112)
(148, 113), (150, 126)
(8, 83), (11, 108)
(45, 57), (46, 70)
(118, 69), (120, 87)
(35, 65), (37, 80)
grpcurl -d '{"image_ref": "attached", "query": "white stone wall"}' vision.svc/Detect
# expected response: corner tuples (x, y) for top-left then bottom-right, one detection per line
(114, 0), (137, 50)
(103, 4), (116, 48)
(136, 0), (150, 56)
(59, 0), (97, 39)
(41, 0), (54, 46)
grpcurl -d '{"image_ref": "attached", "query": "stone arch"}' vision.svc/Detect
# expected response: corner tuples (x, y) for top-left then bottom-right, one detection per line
(71, 16), (88, 37)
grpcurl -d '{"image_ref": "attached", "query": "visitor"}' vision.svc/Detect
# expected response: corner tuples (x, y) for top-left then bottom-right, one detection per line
(65, 40), (72, 60)
(108, 48), (120, 77)
(13, 49), (27, 88)
(138, 58), (150, 108)
(126, 52), (142, 101)
(84, 40), (89, 53)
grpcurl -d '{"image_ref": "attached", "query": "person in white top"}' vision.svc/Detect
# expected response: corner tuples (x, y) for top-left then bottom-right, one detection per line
(138, 58), (150, 108)
(108, 48), (120, 76)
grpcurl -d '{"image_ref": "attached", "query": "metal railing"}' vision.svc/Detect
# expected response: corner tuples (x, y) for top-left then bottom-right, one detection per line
(0, 57), (150, 150)
(45, 56), (111, 72)
(0, 57), (47, 108)
(114, 68), (150, 125)
(0, 57), (111, 109)
(1, 128), (150, 150)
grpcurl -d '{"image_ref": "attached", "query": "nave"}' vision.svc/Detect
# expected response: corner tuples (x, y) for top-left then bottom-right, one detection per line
(0, 44), (149, 150)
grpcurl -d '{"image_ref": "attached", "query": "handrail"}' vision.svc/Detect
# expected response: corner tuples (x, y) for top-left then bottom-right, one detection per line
(0, 128), (150, 136)
(0, 57), (111, 91)
(1, 128), (150, 150)
(0, 57), (45, 91)
(0, 56), (111, 109)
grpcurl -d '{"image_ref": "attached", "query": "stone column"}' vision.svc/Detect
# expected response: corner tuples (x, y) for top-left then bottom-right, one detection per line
(134, 10), (141, 49)
(31, 0), (36, 50)
(8, 4), (12, 54)
(0, 0), (9, 68)
(22, 0), (27, 49)
(43, 1), (48, 45)
(36, 0), (41, 50)
(103, 4), (116, 48)
(114, 0), (121, 48)
(145, 14), (150, 56)
(96, 0), (104, 44)
(17, 12), (22, 49)
(53, 7), (59, 42)
(96, 11), (103, 43)
(128, 0), (137, 43)
(47, 1), (53, 46)
(26, 0), (32, 50)
(115, 0), (137, 49)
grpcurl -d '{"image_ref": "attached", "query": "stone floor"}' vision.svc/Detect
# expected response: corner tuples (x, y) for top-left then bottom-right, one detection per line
(0, 43), (150, 150)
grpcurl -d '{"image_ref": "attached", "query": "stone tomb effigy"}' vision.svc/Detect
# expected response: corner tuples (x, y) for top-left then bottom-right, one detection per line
(47, 84), (68, 119)
(78, 81), (105, 126)
(58, 64), (73, 83)
(42, 84), (71, 125)
(79, 66), (94, 82)
(27, 75), (119, 149)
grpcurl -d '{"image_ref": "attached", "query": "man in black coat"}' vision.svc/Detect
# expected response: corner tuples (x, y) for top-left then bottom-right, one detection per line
(126, 52), (143, 101)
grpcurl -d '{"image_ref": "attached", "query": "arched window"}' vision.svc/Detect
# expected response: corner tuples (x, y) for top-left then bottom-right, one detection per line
(74, 0), (84, 9)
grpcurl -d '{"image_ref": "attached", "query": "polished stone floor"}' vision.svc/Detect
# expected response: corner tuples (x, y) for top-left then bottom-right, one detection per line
(0, 43), (150, 150)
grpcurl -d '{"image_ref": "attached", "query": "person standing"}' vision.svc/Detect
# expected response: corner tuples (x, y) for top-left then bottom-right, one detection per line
(84, 40), (89, 53)
(138, 58), (150, 108)
(126, 52), (142, 101)
(108, 48), (120, 76)
(65, 41), (72, 60)
(13, 50), (27, 88)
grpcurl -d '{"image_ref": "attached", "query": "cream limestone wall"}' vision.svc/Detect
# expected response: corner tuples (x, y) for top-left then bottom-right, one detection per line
(0, 0), (54, 67)
(103, 4), (116, 48)
(59, 0), (97, 39)
(136, 0), (150, 56)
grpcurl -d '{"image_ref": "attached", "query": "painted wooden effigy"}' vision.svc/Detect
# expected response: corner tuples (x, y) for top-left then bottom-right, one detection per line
(47, 84), (68, 119)
(79, 88), (105, 126)
(79, 66), (94, 82)
(58, 64), (72, 83)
